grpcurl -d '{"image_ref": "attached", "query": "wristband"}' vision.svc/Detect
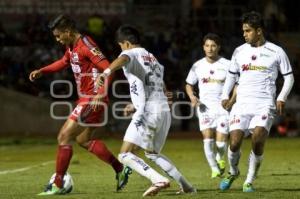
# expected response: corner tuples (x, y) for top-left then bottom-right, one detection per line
(103, 68), (111, 76)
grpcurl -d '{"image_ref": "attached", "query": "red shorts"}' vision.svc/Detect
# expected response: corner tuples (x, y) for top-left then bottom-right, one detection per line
(69, 98), (107, 126)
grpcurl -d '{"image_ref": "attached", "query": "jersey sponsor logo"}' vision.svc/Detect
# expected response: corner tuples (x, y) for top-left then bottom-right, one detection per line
(230, 116), (240, 125)
(142, 55), (156, 63)
(260, 53), (271, 58)
(241, 63), (267, 71)
(90, 47), (105, 60)
(201, 77), (225, 84)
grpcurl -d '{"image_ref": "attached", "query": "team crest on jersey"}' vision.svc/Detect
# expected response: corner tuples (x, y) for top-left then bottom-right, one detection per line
(251, 55), (257, 60)
(210, 70), (214, 75)
(220, 123), (225, 127)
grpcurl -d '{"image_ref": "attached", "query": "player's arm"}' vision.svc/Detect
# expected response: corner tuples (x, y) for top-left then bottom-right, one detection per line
(276, 48), (295, 115)
(29, 52), (69, 82)
(276, 73), (294, 115)
(185, 83), (199, 107)
(221, 72), (236, 109)
(224, 84), (237, 110)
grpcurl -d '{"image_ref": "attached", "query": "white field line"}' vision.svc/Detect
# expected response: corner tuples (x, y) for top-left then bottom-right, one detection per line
(0, 161), (54, 175)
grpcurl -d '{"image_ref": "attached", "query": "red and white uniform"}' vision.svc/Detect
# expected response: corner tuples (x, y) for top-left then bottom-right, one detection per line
(40, 35), (110, 125)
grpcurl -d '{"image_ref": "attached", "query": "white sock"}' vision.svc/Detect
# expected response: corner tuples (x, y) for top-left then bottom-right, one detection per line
(228, 147), (241, 175)
(118, 152), (168, 183)
(145, 153), (194, 190)
(203, 139), (219, 172)
(245, 151), (263, 184)
(216, 141), (227, 161)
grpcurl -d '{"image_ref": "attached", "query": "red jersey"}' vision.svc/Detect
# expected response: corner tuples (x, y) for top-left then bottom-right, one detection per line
(40, 35), (110, 101)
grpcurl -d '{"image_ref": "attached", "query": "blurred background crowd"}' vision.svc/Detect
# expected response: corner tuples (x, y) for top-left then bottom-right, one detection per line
(0, 0), (299, 136)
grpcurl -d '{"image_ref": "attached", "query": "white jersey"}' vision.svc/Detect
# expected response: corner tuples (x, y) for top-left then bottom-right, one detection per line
(120, 47), (169, 117)
(186, 57), (230, 105)
(229, 41), (293, 106)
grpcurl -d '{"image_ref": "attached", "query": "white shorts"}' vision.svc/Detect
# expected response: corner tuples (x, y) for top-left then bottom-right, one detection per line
(197, 104), (229, 134)
(124, 111), (171, 153)
(229, 103), (276, 134)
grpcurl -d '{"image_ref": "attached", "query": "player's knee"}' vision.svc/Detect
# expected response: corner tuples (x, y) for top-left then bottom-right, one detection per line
(75, 137), (88, 148)
(229, 141), (240, 152)
(216, 141), (226, 149)
(57, 130), (72, 145)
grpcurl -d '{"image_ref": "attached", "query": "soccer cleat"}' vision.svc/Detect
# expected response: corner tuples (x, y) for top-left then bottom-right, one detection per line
(219, 171), (240, 191)
(243, 183), (255, 192)
(116, 166), (132, 191)
(176, 186), (197, 195)
(217, 160), (226, 176)
(37, 183), (65, 196)
(211, 170), (222, 178)
(143, 181), (170, 197)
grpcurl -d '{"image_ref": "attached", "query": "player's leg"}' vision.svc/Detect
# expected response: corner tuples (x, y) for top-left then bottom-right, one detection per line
(215, 114), (229, 176)
(202, 128), (221, 178)
(76, 128), (123, 173)
(145, 111), (196, 194)
(76, 128), (131, 191)
(38, 118), (85, 195)
(55, 119), (84, 187)
(243, 109), (274, 192)
(243, 126), (268, 192)
(215, 131), (227, 175)
(118, 114), (170, 196)
(118, 141), (170, 185)
(219, 129), (243, 191)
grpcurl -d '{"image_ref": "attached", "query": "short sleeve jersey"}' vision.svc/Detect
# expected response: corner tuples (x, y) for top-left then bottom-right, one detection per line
(229, 41), (293, 106)
(186, 57), (230, 105)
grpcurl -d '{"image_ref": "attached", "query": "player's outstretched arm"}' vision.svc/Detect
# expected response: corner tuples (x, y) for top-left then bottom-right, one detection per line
(29, 69), (42, 82)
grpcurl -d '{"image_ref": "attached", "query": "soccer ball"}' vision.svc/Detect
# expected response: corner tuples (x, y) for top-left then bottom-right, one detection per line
(49, 172), (74, 194)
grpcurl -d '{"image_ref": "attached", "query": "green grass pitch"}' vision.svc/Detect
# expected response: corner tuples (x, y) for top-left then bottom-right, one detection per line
(0, 137), (300, 199)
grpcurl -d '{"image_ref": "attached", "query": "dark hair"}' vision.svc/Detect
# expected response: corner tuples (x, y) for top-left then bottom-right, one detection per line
(48, 14), (76, 31)
(116, 25), (140, 44)
(241, 11), (264, 29)
(203, 33), (221, 46)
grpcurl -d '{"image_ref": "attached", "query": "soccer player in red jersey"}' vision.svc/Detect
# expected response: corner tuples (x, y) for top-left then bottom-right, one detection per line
(29, 15), (131, 195)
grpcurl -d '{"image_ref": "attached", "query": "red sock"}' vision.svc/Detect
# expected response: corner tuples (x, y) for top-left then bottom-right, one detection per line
(54, 145), (73, 188)
(88, 140), (123, 173)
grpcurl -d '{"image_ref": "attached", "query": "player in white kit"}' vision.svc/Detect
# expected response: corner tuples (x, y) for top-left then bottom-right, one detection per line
(186, 33), (236, 179)
(219, 11), (294, 192)
(96, 25), (196, 197)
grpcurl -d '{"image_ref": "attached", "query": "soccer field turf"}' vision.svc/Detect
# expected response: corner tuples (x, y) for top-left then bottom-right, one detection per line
(0, 137), (299, 199)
